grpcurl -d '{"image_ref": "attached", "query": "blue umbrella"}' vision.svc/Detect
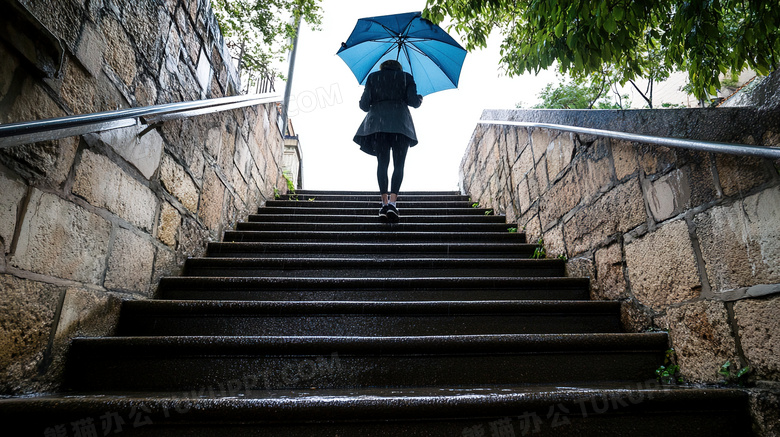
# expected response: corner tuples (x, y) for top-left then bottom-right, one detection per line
(337, 11), (467, 96)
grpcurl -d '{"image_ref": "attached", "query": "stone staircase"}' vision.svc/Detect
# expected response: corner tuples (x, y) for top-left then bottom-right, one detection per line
(1, 191), (753, 435)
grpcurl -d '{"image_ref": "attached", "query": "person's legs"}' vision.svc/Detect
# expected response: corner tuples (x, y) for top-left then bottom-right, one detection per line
(385, 137), (409, 222)
(389, 142), (409, 197)
(374, 135), (392, 218)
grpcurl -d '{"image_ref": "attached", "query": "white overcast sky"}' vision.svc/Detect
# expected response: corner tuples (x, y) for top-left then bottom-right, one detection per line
(283, 0), (556, 191)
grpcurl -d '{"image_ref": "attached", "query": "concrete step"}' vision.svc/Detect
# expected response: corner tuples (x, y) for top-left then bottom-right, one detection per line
(247, 213), (509, 223)
(1, 386), (751, 436)
(156, 277), (591, 301)
(117, 300), (622, 336)
(206, 241), (535, 258)
(221, 230), (526, 244)
(182, 257), (565, 278)
(235, 221), (521, 233)
(64, 333), (669, 391)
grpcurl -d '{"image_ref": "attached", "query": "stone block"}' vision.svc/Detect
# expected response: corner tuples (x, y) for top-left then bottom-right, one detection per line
(158, 202), (181, 248)
(564, 179), (646, 255)
(0, 167), (27, 252)
(645, 168), (691, 222)
(74, 22), (106, 78)
(734, 295), (780, 380)
(530, 128), (554, 164)
(684, 159), (718, 208)
(513, 140), (534, 179)
(72, 149), (157, 231)
(97, 125), (163, 180)
(2, 77), (65, 125)
(135, 74), (158, 107)
(542, 225), (565, 257)
(23, 0), (83, 51)
(695, 187), (780, 292)
(661, 301), (737, 383)
(152, 246), (181, 292)
(594, 243), (627, 300)
(61, 58), (98, 115)
(532, 156), (549, 198)
(639, 144), (677, 177)
(510, 127), (530, 160)
(11, 190), (111, 284)
(101, 15), (137, 86)
(233, 133), (252, 183)
(160, 154), (199, 213)
(0, 275), (60, 394)
(716, 154), (773, 197)
(177, 216), (209, 263)
(514, 177), (531, 216)
(611, 139), (638, 181)
(625, 220), (701, 310)
(575, 152), (614, 204)
(124, 0), (170, 67)
(565, 255), (594, 279)
(104, 228), (155, 294)
(199, 167), (226, 232)
(620, 298), (652, 332)
(539, 170), (580, 231)
(545, 132), (575, 182)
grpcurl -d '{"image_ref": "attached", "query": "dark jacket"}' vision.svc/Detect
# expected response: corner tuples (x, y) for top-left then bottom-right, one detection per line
(353, 67), (423, 155)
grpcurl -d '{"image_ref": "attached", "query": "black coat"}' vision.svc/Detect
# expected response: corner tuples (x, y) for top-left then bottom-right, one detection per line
(353, 68), (423, 156)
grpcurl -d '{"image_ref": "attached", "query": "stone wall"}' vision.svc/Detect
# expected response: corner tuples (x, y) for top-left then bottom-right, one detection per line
(461, 92), (780, 431)
(0, 0), (289, 395)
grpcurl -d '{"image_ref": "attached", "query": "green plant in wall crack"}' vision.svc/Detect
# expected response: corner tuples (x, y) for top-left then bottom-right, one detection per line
(655, 348), (683, 384)
(507, 227), (518, 233)
(471, 202), (480, 208)
(531, 237), (546, 259)
(718, 361), (751, 386)
(484, 209), (493, 216)
(273, 187), (281, 199)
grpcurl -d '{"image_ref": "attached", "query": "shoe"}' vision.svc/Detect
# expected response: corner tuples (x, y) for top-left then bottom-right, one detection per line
(379, 204), (390, 220)
(386, 204), (399, 221)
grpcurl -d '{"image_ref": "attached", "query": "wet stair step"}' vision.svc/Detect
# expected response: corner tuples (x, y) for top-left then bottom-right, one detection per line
(253, 206), (496, 216)
(0, 386), (751, 436)
(247, 213), (510, 223)
(156, 277), (592, 301)
(182, 257), (565, 278)
(117, 300), (623, 336)
(207, 241), (535, 258)
(222, 230), (526, 243)
(65, 333), (668, 391)
(235, 221), (520, 233)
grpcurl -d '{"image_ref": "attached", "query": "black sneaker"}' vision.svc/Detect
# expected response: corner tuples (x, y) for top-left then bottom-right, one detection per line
(386, 204), (399, 221)
(379, 204), (390, 219)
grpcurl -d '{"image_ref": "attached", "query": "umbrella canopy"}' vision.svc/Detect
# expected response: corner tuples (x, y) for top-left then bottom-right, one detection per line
(337, 11), (467, 96)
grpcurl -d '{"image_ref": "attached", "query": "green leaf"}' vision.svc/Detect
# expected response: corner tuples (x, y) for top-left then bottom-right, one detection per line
(555, 21), (565, 38)
(614, 7), (625, 21)
(604, 15), (617, 33)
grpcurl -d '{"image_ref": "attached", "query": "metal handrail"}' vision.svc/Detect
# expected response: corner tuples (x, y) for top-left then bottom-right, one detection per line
(0, 93), (282, 149)
(479, 120), (780, 160)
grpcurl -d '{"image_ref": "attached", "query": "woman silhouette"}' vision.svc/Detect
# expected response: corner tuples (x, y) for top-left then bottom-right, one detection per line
(353, 59), (423, 221)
